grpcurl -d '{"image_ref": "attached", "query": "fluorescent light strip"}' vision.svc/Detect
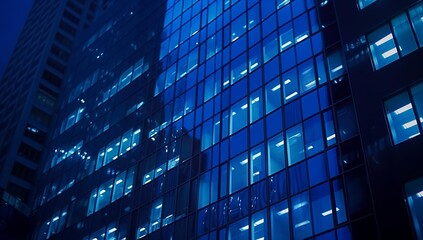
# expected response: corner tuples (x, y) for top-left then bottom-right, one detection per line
(375, 33), (393, 46)
(239, 225), (249, 231)
(253, 218), (264, 226)
(294, 220), (310, 228)
(417, 191), (423, 198)
(331, 65), (343, 73)
(394, 103), (412, 115)
(296, 34), (309, 43)
(382, 48), (398, 58)
(326, 134), (336, 141)
(276, 140), (285, 147)
(272, 84), (281, 91)
(252, 152), (262, 159)
(250, 62), (259, 69)
(286, 91), (298, 100)
(281, 41), (292, 49)
(240, 159), (249, 165)
(241, 104), (248, 109)
(277, 208), (289, 215)
(251, 97), (260, 104)
(284, 79), (291, 85)
(108, 228), (117, 233)
(403, 120), (417, 129)
(321, 207), (340, 216)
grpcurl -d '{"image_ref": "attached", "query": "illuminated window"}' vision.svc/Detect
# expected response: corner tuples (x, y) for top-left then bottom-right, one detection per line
(368, 25), (399, 69)
(357, 0), (376, 10)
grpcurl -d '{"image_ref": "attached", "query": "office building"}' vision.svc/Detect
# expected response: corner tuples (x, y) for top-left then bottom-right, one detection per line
(18, 0), (423, 239)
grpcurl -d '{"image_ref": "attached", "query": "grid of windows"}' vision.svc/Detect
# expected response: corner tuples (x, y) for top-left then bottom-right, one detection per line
(368, 2), (423, 70)
(385, 82), (423, 145)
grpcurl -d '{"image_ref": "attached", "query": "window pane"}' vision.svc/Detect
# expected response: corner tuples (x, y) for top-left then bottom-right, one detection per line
(124, 167), (134, 195)
(333, 179), (347, 224)
(326, 48), (345, 80)
(250, 144), (266, 184)
(311, 183), (333, 234)
(96, 179), (113, 211)
(229, 152), (248, 194)
(405, 176), (423, 240)
(385, 92), (420, 144)
(251, 210), (268, 240)
(230, 98), (248, 135)
(308, 153), (326, 186)
(267, 133), (285, 175)
(368, 25), (399, 69)
(358, 0), (376, 9)
(298, 59), (316, 94)
(265, 78), (282, 114)
(411, 83), (423, 129)
(292, 191), (312, 239)
(112, 171), (126, 202)
(393, 14), (418, 56)
(323, 110), (337, 146)
(250, 89), (263, 123)
(150, 199), (163, 232)
(282, 68), (299, 103)
(270, 200), (290, 239)
(287, 124), (305, 166)
(409, 3), (423, 47)
(304, 115), (324, 157)
(263, 33), (279, 62)
(199, 171), (211, 209)
(229, 217), (249, 240)
(279, 23), (294, 52)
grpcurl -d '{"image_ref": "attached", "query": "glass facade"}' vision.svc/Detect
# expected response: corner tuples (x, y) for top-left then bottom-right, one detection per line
(25, 0), (423, 240)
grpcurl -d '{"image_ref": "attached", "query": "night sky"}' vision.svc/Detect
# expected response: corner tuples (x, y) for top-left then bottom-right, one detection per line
(0, 0), (33, 78)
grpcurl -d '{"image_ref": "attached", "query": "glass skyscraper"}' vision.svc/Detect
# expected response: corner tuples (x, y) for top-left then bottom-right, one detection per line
(3, 0), (423, 239)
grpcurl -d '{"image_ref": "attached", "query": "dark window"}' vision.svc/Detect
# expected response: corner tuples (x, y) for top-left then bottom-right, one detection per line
(42, 70), (63, 87)
(18, 142), (42, 163)
(11, 162), (36, 182)
(6, 182), (30, 202)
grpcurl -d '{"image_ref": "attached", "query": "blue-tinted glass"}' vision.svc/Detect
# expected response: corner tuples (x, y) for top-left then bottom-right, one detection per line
(319, 85), (330, 110)
(230, 98), (248, 134)
(392, 13), (418, 56)
(249, 43), (262, 72)
(229, 189), (249, 221)
(265, 78), (281, 114)
(229, 152), (248, 194)
(289, 161), (308, 194)
(197, 206), (210, 236)
(327, 147), (340, 177)
(250, 120), (265, 147)
(284, 99), (302, 128)
(270, 200), (290, 239)
(264, 57), (280, 81)
(262, 14), (277, 37)
(337, 226), (352, 240)
(336, 103), (358, 141)
(385, 92), (420, 144)
(295, 38), (312, 63)
(96, 179), (112, 211)
(231, 53), (248, 84)
(292, 0), (306, 17)
(231, 35), (247, 59)
(281, 47), (296, 72)
(309, 9), (319, 33)
(277, 4), (292, 25)
(405, 176), (423, 240)
(251, 144), (266, 184)
(312, 33), (324, 55)
(316, 54), (327, 84)
(251, 181), (267, 212)
(249, 67), (263, 91)
(263, 33), (279, 62)
(316, 231), (336, 240)
(358, 0), (376, 9)
(267, 132), (285, 175)
(308, 153), (326, 186)
(248, 25), (262, 47)
(292, 191), (312, 239)
(199, 171), (211, 209)
(266, 110), (283, 137)
(230, 129), (248, 158)
(409, 3), (423, 47)
(294, 13), (309, 43)
(326, 48), (345, 79)
(248, 5), (260, 30)
(411, 83), (423, 129)
(311, 183), (334, 234)
(220, 164), (228, 197)
(323, 110), (337, 146)
(229, 217), (249, 240)
(250, 88), (263, 123)
(252, 210), (268, 240)
(150, 199), (163, 232)
(282, 68), (299, 103)
(231, 78), (247, 104)
(269, 170), (287, 203)
(261, 0), (276, 19)
(231, 13), (246, 42)
(301, 91), (319, 119)
(333, 179), (347, 224)
(279, 23), (294, 52)
(304, 115), (324, 157)
(287, 124), (305, 165)
(368, 25), (399, 70)
(202, 119), (213, 151)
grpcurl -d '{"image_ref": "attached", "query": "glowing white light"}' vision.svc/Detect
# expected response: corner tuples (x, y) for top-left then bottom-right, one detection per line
(99, 189), (106, 195)
(116, 179), (123, 185)
(239, 225), (249, 231)
(382, 48), (398, 58)
(252, 171), (260, 176)
(331, 65), (343, 73)
(284, 79), (291, 85)
(109, 227), (117, 233)
(251, 97), (260, 103)
(322, 208), (340, 216)
(223, 80), (230, 86)
(296, 34), (309, 43)
(52, 216), (59, 222)
(241, 69), (248, 75)
(294, 220), (310, 228)
(403, 120), (417, 129)
(286, 91), (298, 100)
(394, 104), (412, 115)
(254, 218), (264, 226)
(134, 129), (141, 134)
(155, 204), (162, 209)
(272, 84), (281, 91)
(281, 41), (292, 49)
(278, 0), (290, 8)
(139, 227), (146, 232)
(156, 168), (163, 173)
(252, 152), (262, 159)
(293, 201), (307, 209)
(327, 134), (336, 141)
(107, 148), (113, 152)
(375, 33), (393, 46)
(417, 191), (423, 198)
(241, 104), (248, 109)
(250, 62), (259, 69)
(307, 145), (314, 150)
(276, 140), (285, 147)
(122, 138), (128, 143)
(304, 81), (315, 88)
(240, 159), (249, 165)
(277, 208), (289, 215)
